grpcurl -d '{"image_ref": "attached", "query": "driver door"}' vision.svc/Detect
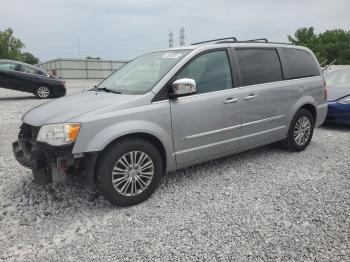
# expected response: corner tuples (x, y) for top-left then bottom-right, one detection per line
(170, 50), (242, 166)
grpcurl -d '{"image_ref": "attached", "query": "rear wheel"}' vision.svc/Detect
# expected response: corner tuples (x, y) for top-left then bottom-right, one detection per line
(282, 108), (315, 151)
(97, 138), (163, 206)
(35, 86), (51, 99)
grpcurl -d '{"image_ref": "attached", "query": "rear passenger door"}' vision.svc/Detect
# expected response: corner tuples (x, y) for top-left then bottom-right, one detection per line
(233, 48), (296, 148)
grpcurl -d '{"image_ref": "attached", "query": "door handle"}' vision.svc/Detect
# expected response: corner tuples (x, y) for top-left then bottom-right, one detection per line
(223, 98), (239, 104)
(244, 94), (257, 100)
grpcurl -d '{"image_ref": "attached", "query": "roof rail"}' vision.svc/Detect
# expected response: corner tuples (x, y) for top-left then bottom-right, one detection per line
(191, 37), (237, 45)
(191, 37), (293, 46)
(245, 38), (268, 42)
(216, 38), (269, 44)
(192, 37), (270, 45)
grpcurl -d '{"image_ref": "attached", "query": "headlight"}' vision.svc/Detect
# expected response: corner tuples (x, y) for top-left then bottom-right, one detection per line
(337, 96), (350, 104)
(37, 123), (81, 146)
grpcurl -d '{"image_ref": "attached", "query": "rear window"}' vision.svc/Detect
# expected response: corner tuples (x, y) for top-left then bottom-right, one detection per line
(283, 48), (319, 79)
(236, 49), (283, 86)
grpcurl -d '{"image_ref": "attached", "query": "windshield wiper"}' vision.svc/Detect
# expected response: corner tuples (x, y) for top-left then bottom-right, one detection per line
(95, 87), (122, 94)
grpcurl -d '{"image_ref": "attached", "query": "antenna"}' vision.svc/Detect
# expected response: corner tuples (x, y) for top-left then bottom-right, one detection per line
(169, 31), (174, 48)
(179, 27), (185, 46)
(323, 59), (337, 72)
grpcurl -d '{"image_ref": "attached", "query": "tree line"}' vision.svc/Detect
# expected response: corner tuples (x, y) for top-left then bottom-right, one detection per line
(0, 29), (39, 64)
(288, 27), (350, 65)
(1, 27), (350, 65)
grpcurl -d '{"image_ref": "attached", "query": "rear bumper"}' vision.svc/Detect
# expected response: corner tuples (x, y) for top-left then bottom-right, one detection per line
(316, 103), (328, 126)
(325, 102), (350, 125)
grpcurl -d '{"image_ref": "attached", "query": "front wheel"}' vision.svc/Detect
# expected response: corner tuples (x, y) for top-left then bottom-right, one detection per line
(34, 86), (51, 99)
(282, 108), (315, 152)
(97, 138), (163, 206)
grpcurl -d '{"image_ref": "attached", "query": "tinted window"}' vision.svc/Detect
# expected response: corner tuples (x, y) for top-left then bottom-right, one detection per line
(283, 48), (319, 79)
(177, 51), (232, 94)
(0, 62), (18, 71)
(236, 49), (283, 86)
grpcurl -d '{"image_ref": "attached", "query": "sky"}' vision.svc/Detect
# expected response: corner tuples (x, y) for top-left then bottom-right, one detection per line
(1, 0), (349, 62)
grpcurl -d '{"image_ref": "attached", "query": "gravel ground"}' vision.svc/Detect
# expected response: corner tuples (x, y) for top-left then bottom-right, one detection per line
(0, 83), (349, 261)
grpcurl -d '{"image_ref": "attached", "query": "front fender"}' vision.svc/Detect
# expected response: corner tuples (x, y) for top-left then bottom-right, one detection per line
(72, 120), (176, 170)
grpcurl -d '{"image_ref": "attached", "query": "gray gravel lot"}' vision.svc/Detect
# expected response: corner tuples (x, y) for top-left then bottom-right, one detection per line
(0, 82), (349, 261)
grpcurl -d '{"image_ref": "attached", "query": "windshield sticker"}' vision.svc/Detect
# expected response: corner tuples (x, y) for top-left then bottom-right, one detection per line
(162, 53), (182, 59)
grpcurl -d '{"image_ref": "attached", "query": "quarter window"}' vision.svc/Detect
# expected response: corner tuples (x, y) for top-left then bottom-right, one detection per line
(283, 48), (319, 79)
(176, 51), (233, 94)
(236, 49), (283, 86)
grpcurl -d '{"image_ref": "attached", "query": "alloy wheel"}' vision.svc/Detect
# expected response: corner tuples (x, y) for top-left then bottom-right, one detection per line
(293, 116), (311, 146)
(37, 86), (50, 98)
(112, 151), (154, 196)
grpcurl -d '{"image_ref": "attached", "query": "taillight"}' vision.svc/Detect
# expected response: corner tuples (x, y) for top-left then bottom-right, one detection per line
(323, 80), (327, 101)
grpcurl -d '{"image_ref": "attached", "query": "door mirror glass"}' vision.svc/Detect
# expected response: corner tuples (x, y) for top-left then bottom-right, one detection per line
(171, 78), (197, 97)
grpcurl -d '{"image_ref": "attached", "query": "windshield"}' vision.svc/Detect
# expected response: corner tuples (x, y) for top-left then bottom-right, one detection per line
(325, 69), (350, 88)
(97, 50), (191, 94)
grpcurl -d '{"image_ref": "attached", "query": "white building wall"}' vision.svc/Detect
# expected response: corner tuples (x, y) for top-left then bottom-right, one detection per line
(37, 58), (128, 79)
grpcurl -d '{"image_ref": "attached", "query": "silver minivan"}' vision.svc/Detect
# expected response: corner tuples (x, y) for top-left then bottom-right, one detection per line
(13, 38), (328, 206)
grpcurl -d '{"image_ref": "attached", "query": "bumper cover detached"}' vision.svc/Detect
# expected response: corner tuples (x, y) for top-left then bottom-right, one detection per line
(12, 123), (98, 185)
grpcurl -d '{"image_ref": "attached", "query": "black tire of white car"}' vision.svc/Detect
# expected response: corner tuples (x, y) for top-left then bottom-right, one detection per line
(34, 86), (52, 99)
(97, 138), (163, 206)
(283, 108), (315, 152)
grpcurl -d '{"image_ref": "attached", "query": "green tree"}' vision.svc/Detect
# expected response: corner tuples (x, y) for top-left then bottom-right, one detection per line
(288, 27), (318, 49)
(317, 29), (350, 65)
(20, 52), (39, 64)
(288, 27), (350, 65)
(0, 28), (25, 60)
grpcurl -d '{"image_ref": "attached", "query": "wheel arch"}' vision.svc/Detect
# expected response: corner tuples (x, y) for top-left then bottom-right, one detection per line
(288, 96), (318, 129)
(99, 132), (167, 172)
(92, 131), (169, 185)
(299, 104), (317, 123)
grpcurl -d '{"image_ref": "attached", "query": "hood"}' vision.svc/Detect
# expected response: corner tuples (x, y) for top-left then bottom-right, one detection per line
(326, 85), (350, 102)
(23, 90), (150, 126)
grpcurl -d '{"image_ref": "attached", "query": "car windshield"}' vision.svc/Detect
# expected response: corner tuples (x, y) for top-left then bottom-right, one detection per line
(96, 50), (191, 94)
(325, 69), (350, 88)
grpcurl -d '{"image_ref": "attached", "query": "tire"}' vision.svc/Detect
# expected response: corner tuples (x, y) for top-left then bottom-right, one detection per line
(34, 86), (51, 99)
(97, 138), (163, 206)
(282, 108), (315, 152)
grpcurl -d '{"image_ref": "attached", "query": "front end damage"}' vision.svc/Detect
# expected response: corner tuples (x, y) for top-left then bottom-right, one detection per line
(12, 123), (98, 186)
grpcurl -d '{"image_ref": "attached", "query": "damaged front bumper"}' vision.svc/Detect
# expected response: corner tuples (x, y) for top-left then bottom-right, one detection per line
(12, 123), (98, 186)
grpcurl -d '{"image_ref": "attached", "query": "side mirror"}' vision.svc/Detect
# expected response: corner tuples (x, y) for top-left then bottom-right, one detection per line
(171, 78), (197, 98)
